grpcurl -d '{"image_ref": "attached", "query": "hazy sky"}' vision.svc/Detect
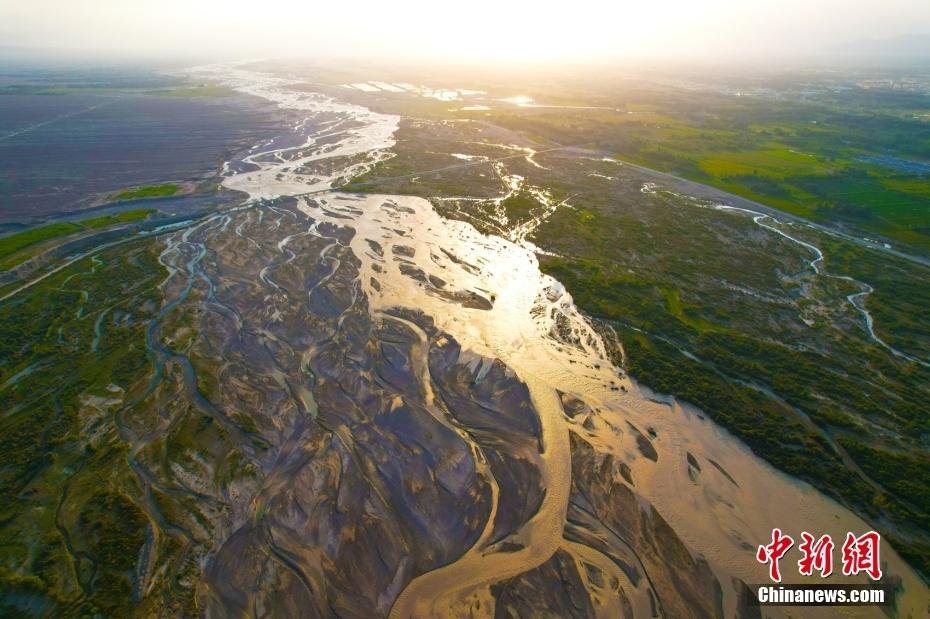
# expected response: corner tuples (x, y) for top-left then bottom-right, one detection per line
(1, 0), (928, 63)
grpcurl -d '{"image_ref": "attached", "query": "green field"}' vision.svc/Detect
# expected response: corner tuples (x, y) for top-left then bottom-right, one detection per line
(79, 208), (155, 229)
(0, 223), (81, 270)
(109, 183), (178, 202)
(698, 147), (831, 178)
(0, 209), (154, 270)
(471, 86), (930, 252)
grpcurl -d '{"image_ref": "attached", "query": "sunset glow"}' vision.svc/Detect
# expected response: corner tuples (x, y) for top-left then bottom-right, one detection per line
(2, 0), (928, 62)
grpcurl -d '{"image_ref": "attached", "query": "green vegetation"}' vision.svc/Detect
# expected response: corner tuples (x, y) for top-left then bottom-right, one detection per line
(0, 223), (81, 270)
(76, 491), (149, 613)
(474, 86), (930, 252)
(347, 106), (930, 578)
(540, 192), (930, 575)
(500, 190), (542, 224)
(0, 209), (154, 271)
(0, 240), (164, 615)
(109, 183), (178, 202)
(0, 222), (268, 614)
(340, 69), (930, 252)
(785, 228), (930, 359)
(79, 208), (155, 229)
(547, 201), (930, 576)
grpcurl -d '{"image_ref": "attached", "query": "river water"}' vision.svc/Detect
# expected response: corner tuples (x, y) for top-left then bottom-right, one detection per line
(188, 64), (929, 618)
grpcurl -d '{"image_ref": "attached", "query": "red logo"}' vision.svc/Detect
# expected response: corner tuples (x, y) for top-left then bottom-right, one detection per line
(798, 532), (834, 578)
(756, 528), (794, 583)
(841, 531), (882, 581)
(757, 529), (882, 582)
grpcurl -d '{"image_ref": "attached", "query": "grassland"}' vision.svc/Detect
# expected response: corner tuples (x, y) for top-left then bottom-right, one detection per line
(480, 90), (930, 252)
(0, 209), (154, 271)
(0, 223), (81, 270)
(109, 183), (178, 202)
(79, 208), (156, 229)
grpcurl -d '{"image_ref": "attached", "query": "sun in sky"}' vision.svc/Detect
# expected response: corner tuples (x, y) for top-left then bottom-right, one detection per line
(2, 0), (928, 63)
